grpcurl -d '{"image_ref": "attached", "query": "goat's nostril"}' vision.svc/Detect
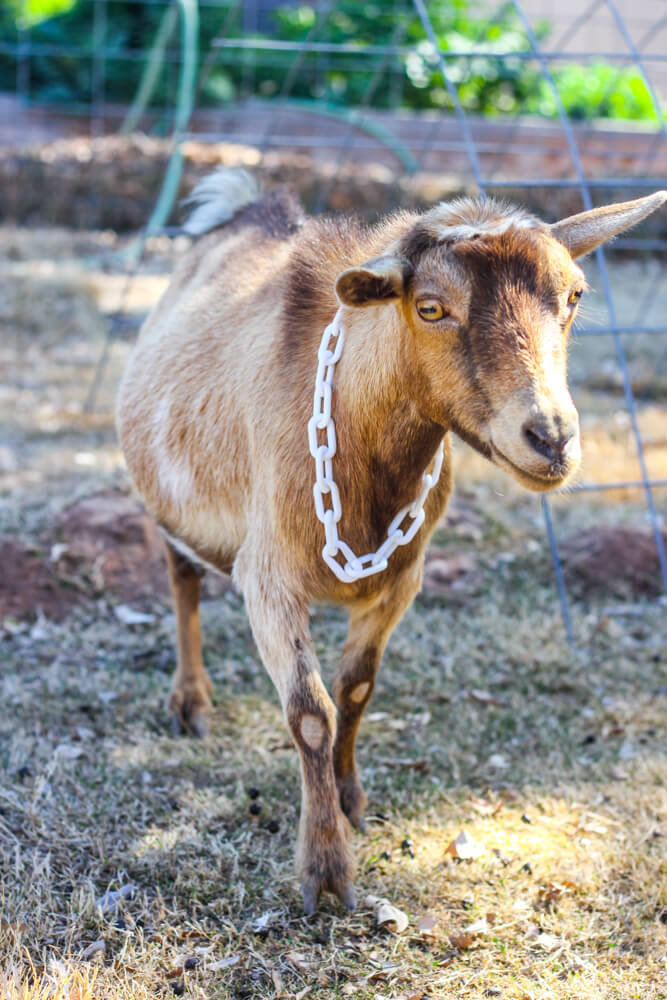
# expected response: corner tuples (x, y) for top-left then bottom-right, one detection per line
(523, 422), (574, 462)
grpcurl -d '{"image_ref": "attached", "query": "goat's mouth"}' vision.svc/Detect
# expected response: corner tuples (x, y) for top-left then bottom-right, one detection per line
(490, 441), (574, 492)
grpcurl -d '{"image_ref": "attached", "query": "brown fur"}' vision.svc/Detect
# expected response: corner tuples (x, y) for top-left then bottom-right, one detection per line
(116, 179), (665, 913)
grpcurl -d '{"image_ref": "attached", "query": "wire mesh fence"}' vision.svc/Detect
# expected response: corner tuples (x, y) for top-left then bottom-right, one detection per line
(1, 0), (666, 642)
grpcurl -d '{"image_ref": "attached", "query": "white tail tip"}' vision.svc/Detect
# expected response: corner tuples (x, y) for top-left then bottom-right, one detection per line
(182, 168), (260, 236)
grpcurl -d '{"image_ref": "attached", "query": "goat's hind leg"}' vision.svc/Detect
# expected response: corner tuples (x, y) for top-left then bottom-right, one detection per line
(164, 540), (213, 738)
(333, 567), (423, 830)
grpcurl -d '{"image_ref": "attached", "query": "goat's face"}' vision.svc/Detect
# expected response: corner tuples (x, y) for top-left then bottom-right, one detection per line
(336, 192), (667, 492)
(402, 227), (585, 492)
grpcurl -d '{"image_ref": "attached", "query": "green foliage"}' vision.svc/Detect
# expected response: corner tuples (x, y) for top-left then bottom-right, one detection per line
(7, 0), (76, 28)
(536, 63), (658, 122)
(0, 0), (660, 126)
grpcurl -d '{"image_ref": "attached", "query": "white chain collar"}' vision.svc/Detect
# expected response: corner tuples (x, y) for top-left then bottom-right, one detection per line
(308, 308), (445, 583)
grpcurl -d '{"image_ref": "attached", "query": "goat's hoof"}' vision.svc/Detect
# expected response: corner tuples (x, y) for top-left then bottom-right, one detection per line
(170, 709), (209, 739)
(337, 774), (367, 832)
(301, 874), (356, 916)
(298, 829), (357, 915)
(168, 683), (212, 738)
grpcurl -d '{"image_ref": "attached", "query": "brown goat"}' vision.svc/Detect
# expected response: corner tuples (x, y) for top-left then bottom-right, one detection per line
(116, 173), (665, 913)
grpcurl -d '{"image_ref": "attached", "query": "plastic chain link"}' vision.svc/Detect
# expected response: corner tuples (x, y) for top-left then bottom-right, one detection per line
(308, 309), (445, 583)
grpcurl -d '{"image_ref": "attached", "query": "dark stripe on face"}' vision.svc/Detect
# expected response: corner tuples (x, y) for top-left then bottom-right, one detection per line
(444, 411), (493, 460)
(398, 224), (439, 264)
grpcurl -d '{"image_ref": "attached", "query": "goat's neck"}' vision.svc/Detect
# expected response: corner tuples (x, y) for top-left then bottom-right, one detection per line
(334, 306), (445, 516)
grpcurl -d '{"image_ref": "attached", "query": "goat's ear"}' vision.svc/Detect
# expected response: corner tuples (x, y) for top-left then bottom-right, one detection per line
(550, 191), (667, 258)
(335, 255), (408, 307)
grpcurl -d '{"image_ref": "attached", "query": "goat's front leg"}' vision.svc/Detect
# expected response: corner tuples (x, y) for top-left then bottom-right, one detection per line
(333, 566), (423, 830)
(238, 562), (355, 914)
(164, 540), (213, 738)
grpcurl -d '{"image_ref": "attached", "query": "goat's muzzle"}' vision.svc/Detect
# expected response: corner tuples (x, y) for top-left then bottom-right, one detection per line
(488, 392), (581, 492)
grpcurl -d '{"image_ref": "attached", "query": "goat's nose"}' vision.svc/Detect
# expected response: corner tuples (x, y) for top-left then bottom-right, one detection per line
(523, 418), (577, 463)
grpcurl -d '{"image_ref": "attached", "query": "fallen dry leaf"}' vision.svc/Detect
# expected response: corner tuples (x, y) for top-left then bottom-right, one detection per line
(81, 939), (105, 961)
(469, 796), (502, 817)
(378, 757), (430, 773)
(580, 821), (608, 835)
(422, 553), (477, 595)
(468, 688), (508, 707)
(446, 830), (485, 860)
(113, 603), (155, 625)
(251, 908), (282, 933)
(364, 894), (409, 933)
(535, 932), (562, 952)
(449, 931), (475, 950)
(95, 883), (136, 913)
(538, 879), (578, 906)
(417, 913), (438, 937)
(366, 962), (400, 982)
(286, 951), (311, 974)
(207, 955), (240, 972)
(271, 968), (284, 996)
(449, 916), (487, 950)
(464, 917), (487, 935)
(56, 744), (84, 760)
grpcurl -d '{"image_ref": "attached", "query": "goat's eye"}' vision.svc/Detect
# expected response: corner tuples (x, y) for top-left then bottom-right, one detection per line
(568, 288), (583, 306)
(416, 299), (446, 321)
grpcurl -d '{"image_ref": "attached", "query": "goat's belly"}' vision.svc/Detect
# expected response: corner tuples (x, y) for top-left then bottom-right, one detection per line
(149, 441), (247, 575)
(120, 427), (247, 578)
(159, 502), (245, 576)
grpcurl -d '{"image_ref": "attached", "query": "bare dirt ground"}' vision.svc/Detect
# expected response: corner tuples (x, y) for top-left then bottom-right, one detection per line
(1, 227), (666, 999)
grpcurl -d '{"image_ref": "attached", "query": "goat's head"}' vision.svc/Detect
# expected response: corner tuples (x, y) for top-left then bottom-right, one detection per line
(336, 192), (666, 492)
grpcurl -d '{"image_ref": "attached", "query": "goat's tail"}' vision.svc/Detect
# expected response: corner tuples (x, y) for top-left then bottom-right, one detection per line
(181, 168), (261, 237)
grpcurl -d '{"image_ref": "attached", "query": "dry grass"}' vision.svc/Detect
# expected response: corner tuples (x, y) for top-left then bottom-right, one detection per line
(1, 228), (666, 1000)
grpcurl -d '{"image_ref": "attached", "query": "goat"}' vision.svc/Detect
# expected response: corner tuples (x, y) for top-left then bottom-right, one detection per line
(116, 172), (666, 913)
